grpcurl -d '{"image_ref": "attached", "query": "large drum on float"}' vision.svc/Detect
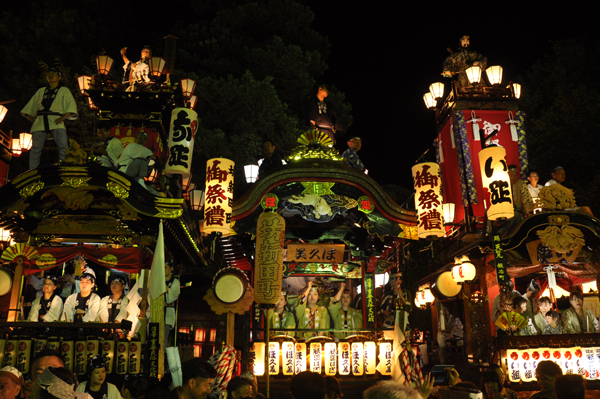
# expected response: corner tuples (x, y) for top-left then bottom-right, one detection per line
(430, 271), (461, 299)
(212, 267), (249, 304)
(0, 268), (14, 296)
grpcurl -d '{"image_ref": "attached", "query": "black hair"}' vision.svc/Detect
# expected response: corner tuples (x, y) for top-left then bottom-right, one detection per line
(123, 376), (151, 399)
(569, 291), (584, 301)
(512, 296), (527, 309)
(555, 374), (585, 399)
(538, 296), (552, 305)
(290, 371), (326, 399)
(226, 376), (253, 397)
(546, 310), (560, 321)
(32, 350), (65, 368)
(39, 367), (78, 399)
(182, 359), (217, 386)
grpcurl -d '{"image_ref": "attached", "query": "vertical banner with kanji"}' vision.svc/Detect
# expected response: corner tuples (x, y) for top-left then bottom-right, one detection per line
(166, 107), (197, 178)
(364, 273), (376, 329)
(254, 211), (285, 305)
(493, 234), (508, 283)
(479, 146), (514, 220)
(203, 158), (234, 234)
(412, 162), (445, 238)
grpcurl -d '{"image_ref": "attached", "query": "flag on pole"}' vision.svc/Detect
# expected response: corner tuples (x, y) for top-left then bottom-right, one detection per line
(149, 220), (167, 300)
(391, 309), (407, 384)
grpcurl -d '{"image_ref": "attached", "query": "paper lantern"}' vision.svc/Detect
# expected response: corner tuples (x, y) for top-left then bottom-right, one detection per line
(0, 104), (7, 123)
(310, 343), (322, 374)
(422, 287), (435, 304)
(351, 342), (364, 376)
(19, 132), (32, 151)
(412, 162), (444, 238)
(595, 347), (600, 379)
(452, 255), (476, 283)
(507, 349), (521, 382)
(244, 164), (259, 183)
(338, 342), (350, 375)
(96, 55), (114, 75)
(364, 342), (376, 375)
(253, 211), (285, 305)
(253, 342), (266, 376)
(512, 83), (522, 99)
(423, 93), (436, 109)
(148, 57), (166, 77)
(429, 82), (444, 99)
(486, 65), (503, 85)
(465, 66), (482, 84)
(11, 138), (21, 157)
(180, 78), (197, 98)
(478, 146), (514, 220)
(202, 158), (235, 235)
(573, 347), (585, 376)
(520, 349), (535, 382)
(268, 342), (280, 375)
(189, 189), (205, 211)
(166, 108), (198, 178)
(377, 342), (392, 375)
(77, 75), (91, 96)
(442, 203), (455, 224)
(188, 95), (198, 110)
(584, 347), (596, 380)
(295, 343), (307, 374)
(282, 342), (295, 376)
(414, 291), (423, 308)
(324, 343), (337, 376)
(87, 97), (98, 111)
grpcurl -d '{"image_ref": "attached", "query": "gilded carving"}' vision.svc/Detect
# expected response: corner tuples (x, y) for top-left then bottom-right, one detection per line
(398, 224), (419, 241)
(155, 207), (183, 218)
(20, 181), (44, 198)
(61, 177), (92, 188)
(41, 186), (97, 210)
(107, 181), (129, 199)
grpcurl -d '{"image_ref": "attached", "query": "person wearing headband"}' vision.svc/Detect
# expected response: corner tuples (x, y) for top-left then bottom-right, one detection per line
(77, 356), (121, 399)
(0, 366), (24, 399)
(62, 269), (101, 322)
(98, 275), (129, 324)
(20, 67), (78, 170)
(328, 282), (362, 339)
(120, 45), (151, 90)
(267, 291), (295, 337)
(295, 280), (330, 339)
(521, 279), (540, 322)
(28, 275), (64, 322)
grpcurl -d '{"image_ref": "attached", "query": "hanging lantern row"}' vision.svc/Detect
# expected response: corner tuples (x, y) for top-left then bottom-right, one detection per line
(11, 133), (33, 157)
(253, 340), (390, 377)
(414, 285), (435, 308)
(505, 346), (599, 383)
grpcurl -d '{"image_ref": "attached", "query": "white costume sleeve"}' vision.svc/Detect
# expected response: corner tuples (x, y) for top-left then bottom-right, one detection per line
(116, 296), (130, 322)
(98, 296), (109, 323)
(62, 293), (76, 321)
(83, 294), (101, 322)
(107, 138), (124, 163)
(43, 295), (64, 322)
(165, 278), (180, 328)
(28, 297), (41, 321)
(108, 382), (123, 399)
(21, 86), (78, 132)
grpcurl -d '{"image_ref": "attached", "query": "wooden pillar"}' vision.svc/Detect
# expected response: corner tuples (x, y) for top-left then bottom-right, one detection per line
(8, 259), (24, 322)
(461, 283), (473, 359)
(226, 313), (235, 347)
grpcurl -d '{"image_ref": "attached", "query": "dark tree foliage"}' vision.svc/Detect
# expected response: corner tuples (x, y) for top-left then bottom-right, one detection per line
(519, 39), (600, 212)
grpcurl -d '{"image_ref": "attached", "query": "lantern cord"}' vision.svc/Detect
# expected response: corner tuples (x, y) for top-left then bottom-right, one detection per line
(414, 149), (429, 164)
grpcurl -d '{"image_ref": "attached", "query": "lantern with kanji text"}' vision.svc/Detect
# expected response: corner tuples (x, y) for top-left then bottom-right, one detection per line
(412, 162), (444, 238)
(478, 146), (514, 220)
(202, 158), (234, 235)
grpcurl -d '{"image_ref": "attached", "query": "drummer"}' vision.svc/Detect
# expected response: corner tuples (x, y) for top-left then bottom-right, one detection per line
(267, 291), (295, 337)
(62, 269), (101, 322)
(28, 276), (63, 322)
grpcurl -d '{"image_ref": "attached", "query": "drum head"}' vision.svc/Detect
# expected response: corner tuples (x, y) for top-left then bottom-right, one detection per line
(213, 268), (248, 304)
(0, 268), (14, 296)
(431, 271), (461, 299)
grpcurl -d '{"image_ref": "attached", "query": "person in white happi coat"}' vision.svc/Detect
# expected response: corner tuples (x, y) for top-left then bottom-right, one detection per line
(94, 124), (123, 168)
(98, 275), (129, 324)
(121, 45), (151, 91)
(21, 67), (78, 170)
(28, 276), (63, 322)
(146, 260), (180, 347)
(62, 270), (101, 323)
(115, 132), (157, 193)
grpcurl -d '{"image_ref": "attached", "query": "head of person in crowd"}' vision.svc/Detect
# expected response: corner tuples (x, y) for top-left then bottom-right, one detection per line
(31, 350), (65, 382)
(165, 259), (175, 279)
(527, 170), (540, 187)
(134, 131), (149, 146)
(121, 375), (151, 399)
(340, 288), (353, 311)
(226, 376), (254, 399)
(262, 140), (276, 159)
(524, 279), (540, 299)
(508, 164), (520, 185)
(512, 296), (527, 314)
(324, 376), (343, 399)
(291, 371), (327, 399)
(481, 368), (504, 399)
(535, 360), (563, 394)
(180, 359), (217, 399)
(363, 381), (422, 399)
(46, 67), (63, 89)
(109, 275), (127, 298)
(537, 296), (552, 316)
(569, 291), (584, 311)
(42, 276), (58, 298)
(275, 291), (287, 314)
(79, 269), (96, 296)
(347, 137), (362, 152)
(33, 367), (77, 399)
(87, 356), (107, 389)
(140, 45), (152, 62)
(238, 372), (259, 398)
(307, 283), (320, 309)
(316, 84), (329, 101)
(544, 310), (561, 328)
(550, 166), (566, 184)
(554, 374), (585, 399)
(0, 366), (24, 399)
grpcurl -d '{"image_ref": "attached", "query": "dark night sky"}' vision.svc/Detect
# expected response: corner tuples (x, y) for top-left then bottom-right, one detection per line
(306, 2), (598, 189)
